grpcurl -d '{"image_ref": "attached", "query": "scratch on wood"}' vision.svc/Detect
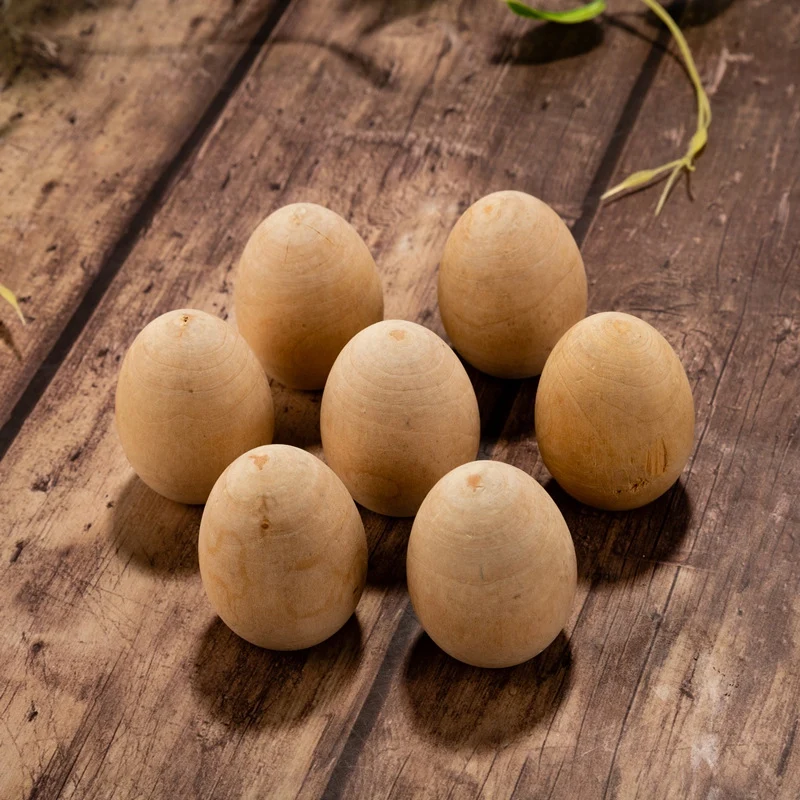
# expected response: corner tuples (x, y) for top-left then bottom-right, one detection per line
(706, 47), (754, 96)
(10, 539), (25, 563)
(777, 719), (798, 776)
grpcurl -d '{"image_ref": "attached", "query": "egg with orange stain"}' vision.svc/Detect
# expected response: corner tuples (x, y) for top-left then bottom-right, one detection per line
(198, 445), (367, 649)
(407, 460), (577, 668)
(321, 320), (480, 517)
(115, 309), (274, 504)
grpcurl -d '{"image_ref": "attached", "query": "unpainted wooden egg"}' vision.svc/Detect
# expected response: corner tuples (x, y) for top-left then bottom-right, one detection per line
(321, 320), (480, 517)
(234, 202), (384, 390)
(115, 309), (274, 504)
(438, 190), (588, 378)
(407, 460), (577, 668)
(199, 444), (367, 650)
(535, 311), (695, 510)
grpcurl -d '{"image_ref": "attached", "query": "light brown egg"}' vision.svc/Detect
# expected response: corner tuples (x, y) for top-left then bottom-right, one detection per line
(438, 190), (587, 378)
(198, 444), (367, 650)
(535, 311), (695, 510)
(321, 320), (480, 517)
(407, 460), (577, 668)
(115, 309), (274, 504)
(234, 202), (384, 389)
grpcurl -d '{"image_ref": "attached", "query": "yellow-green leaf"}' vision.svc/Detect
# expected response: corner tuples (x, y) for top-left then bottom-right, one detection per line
(506, 0), (606, 24)
(0, 282), (26, 325)
(601, 160), (683, 200)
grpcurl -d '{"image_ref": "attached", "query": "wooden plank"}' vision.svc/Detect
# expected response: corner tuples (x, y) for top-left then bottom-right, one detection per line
(0, 0), (289, 429)
(0, 0), (668, 797)
(329, 2), (800, 799)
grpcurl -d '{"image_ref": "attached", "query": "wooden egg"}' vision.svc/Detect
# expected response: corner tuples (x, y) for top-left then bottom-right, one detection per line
(438, 190), (588, 378)
(407, 460), (577, 668)
(535, 312), (695, 510)
(198, 444), (367, 650)
(321, 320), (480, 517)
(115, 309), (274, 504)
(234, 202), (384, 389)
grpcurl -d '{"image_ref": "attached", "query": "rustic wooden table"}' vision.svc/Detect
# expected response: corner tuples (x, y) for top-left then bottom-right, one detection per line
(1, 1), (798, 798)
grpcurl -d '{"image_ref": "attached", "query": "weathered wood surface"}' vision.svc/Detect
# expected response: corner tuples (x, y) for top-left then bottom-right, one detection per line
(1, 0), (798, 798)
(331, 1), (800, 797)
(0, 0), (287, 430)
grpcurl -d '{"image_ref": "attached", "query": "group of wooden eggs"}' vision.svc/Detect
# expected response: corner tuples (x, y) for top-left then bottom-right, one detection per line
(115, 191), (694, 668)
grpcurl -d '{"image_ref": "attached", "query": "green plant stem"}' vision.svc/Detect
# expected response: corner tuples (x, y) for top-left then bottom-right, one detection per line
(601, 0), (712, 214)
(506, 0), (712, 215)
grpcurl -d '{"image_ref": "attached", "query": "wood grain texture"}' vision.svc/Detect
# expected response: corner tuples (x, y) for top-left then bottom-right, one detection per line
(329, 1), (800, 798)
(0, 0), (655, 796)
(2, 0), (797, 798)
(234, 202), (384, 389)
(321, 319), (481, 517)
(535, 311), (695, 510)
(199, 444), (368, 651)
(0, 0), (287, 428)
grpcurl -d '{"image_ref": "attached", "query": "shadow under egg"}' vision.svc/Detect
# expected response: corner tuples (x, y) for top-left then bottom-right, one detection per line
(108, 472), (201, 575)
(190, 613), (363, 730)
(402, 629), (573, 747)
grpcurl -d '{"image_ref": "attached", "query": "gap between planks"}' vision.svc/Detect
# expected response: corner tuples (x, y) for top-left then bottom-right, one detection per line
(322, 4), (686, 795)
(3, 0), (698, 795)
(0, 0), (295, 462)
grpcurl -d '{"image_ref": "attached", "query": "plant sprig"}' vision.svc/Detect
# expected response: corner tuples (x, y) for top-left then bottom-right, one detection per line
(601, 0), (711, 214)
(0, 282), (25, 325)
(505, 0), (712, 216)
